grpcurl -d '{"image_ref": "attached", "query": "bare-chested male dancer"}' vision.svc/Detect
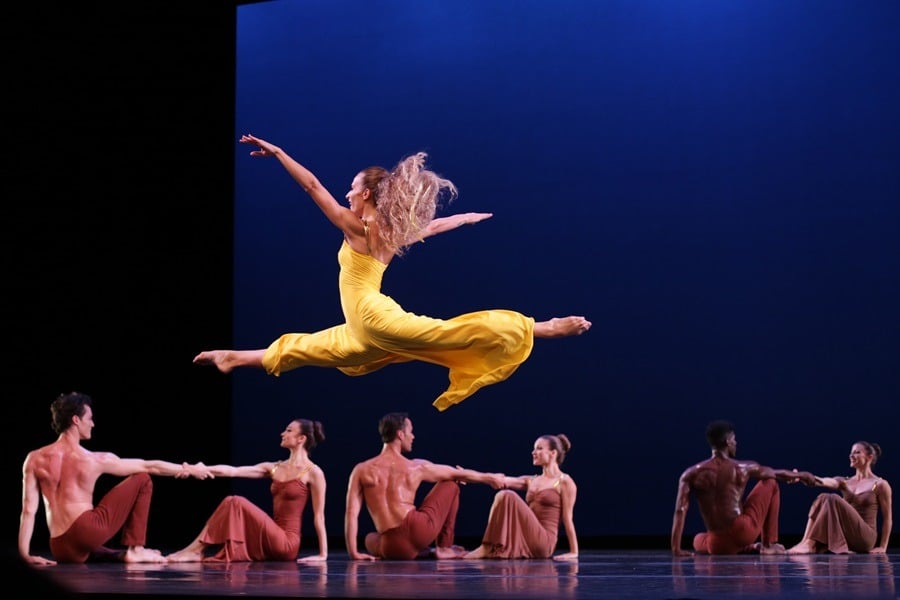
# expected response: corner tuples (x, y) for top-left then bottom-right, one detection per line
(19, 392), (209, 565)
(671, 419), (817, 556)
(345, 412), (504, 560)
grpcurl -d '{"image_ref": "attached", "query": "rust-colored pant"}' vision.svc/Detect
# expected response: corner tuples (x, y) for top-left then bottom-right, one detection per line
(372, 480), (460, 560)
(49, 473), (153, 563)
(693, 478), (780, 555)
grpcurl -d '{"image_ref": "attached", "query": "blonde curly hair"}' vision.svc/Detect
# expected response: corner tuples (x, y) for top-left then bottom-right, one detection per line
(359, 152), (458, 256)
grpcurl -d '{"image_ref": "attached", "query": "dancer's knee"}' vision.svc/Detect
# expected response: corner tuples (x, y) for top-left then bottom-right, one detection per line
(130, 472), (152, 489)
(436, 480), (460, 496)
(493, 489), (518, 503)
(811, 493), (834, 507)
(758, 478), (777, 493)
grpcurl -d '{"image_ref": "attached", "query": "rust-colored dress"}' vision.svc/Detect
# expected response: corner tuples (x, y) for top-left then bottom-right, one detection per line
(804, 478), (883, 553)
(479, 483), (561, 558)
(200, 467), (310, 562)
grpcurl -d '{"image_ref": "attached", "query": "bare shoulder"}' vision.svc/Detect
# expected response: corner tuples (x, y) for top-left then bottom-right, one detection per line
(249, 460), (275, 473)
(736, 459), (763, 474)
(24, 442), (58, 462)
(351, 457), (379, 475)
(92, 451), (121, 464)
(23, 448), (40, 466)
(679, 459), (710, 481)
(309, 463), (326, 480)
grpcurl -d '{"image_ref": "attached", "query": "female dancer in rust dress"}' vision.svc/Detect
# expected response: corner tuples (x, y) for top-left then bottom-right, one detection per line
(787, 440), (892, 554)
(166, 418), (327, 563)
(193, 134), (591, 412)
(464, 433), (578, 560)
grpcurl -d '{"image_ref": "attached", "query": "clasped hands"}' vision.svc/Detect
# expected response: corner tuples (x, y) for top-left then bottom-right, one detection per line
(453, 465), (506, 490)
(786, 468), (817, 487)
(176, 461), (214, 480)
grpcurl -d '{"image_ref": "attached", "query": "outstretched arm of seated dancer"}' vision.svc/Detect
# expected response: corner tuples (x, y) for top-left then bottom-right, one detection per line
(554, 476), (579, 561)
(494, 474), (531, 491)
(178, 462), (214, 480)
(814, 476), (846, 490)
(421, 461), (505, 489)
(750, 464), (816, 486)
(97, 454), (213, 478)
(819, 476), (869, 506)
(238, 134), (363, 237)
(414, 212), (493, 242)
(200, 462), (275, 479)
(772, 467), (817, 486)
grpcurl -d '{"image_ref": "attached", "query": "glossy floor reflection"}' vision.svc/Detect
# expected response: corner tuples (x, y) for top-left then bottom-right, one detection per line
(19, 550), (900, 599)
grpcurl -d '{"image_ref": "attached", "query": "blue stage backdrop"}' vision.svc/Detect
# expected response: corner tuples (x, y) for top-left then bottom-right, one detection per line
(230, 0), (899, 540)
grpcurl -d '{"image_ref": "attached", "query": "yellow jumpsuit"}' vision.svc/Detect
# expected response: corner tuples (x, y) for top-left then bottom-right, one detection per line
(262, 241), (535, 411)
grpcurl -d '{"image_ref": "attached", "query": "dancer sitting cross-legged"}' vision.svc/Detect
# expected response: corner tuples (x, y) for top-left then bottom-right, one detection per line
(166, 418), (328, 563)
(194, 134), (591, 411)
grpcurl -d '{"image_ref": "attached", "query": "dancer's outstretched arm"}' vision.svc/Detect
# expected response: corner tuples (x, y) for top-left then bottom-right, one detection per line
(414, 212), (493, 243)
(239, 134), (362, 238)
(187, 461), (274, 479)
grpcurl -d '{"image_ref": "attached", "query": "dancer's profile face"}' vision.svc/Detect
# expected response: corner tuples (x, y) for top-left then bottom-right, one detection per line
(724, 432), (737, 458)
(531, 438), (554, 466)
(346, 172), (368, 216)
(75, 406), (95, 441)
(399, 418), (415, 452)
(849, 443), (868, 468)
(280, 421), (304, 449)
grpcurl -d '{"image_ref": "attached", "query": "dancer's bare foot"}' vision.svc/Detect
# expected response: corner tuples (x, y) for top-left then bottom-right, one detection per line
(760, 543), (786, 555)
(462, 544), (488, 559)
(193, 349), (266, 372)
(193, 350), (236, 373)
(786, 539), (818, 555)
(433, 545), (468, 560)
(124, 546), (167, 563)
(165, 549), (205, 563)
(533, 316), (592, 339)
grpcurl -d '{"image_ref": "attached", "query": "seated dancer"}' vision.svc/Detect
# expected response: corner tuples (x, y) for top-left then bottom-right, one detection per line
(19, 392), (210, 565)
(167, 418), (327, 563)
(193, 134), (591, 411)
(787, 440), (892, 554)
(464, 433), (579, 560)
(345, 412), (504, 560)
(671, 420), (817, 556)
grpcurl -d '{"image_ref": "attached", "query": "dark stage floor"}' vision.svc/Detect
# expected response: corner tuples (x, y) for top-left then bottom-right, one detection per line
(17, 550), (900, 600)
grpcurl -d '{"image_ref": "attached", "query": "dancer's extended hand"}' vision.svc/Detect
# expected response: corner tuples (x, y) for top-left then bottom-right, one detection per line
(239, 133), (280, 157)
